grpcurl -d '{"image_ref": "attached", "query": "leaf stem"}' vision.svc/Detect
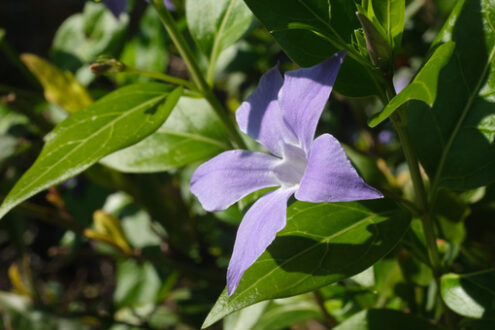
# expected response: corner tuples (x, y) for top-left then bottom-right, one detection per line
(391, 110), (441, 275)
(313, 290), (337, 328)
(150, 0), (247, 149)
(125, 66), (197, 90)
(386, 83), (455, 329)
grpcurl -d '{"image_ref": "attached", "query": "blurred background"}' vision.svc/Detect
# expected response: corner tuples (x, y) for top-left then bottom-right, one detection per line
(3, 1), (494, 329)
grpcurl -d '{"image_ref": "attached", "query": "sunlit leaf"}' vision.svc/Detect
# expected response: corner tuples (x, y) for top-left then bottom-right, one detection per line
(186, 0), (252, 57)
(101, 97), (229, 172)
(0, 83), (181, 220)
(441, 271), (495, 319)
(369, 41), (455, 127)
(203, 199), (410, 327)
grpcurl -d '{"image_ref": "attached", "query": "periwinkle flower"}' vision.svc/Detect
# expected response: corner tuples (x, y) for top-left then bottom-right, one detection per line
(103, 0), (127, 18)
(103, 0), (175, 18)
(190, 51), (383, 295)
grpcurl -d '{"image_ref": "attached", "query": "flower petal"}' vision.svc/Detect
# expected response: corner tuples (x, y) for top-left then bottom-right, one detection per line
(227, 188), (295, 295)
(236, 66), (297, 156)
(190, 150), (280, 212)
(104, 0), (126, 17)
(279, 51), (346, 151)
(164, 0), (176, 10)
(295, 134), (383, 202)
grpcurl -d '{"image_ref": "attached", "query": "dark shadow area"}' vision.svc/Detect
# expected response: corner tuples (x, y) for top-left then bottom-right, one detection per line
(0, 0), (85, 87)
(363, 309), (439, 330)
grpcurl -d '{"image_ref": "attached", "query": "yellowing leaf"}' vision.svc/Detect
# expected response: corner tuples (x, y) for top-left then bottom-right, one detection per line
(92, 210), (133, 254)
(21, 53), (93, 113)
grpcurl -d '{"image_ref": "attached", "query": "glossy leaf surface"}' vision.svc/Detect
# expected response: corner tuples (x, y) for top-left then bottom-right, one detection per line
(369, 41), (455, 127)
(243, 0), (380, 97)
(408, 0), (495, 190)
(441, 271), (495, 319)
(0, 83), (181, 220)
(101, 97), (229, 173)
(203, 199), (410, 327)
(371, 0), (405, 51)
(186, 0), (252, 57)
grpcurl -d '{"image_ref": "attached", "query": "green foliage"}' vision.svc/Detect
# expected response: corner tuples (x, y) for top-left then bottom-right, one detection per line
(408, 0), (495, 190)
(117, 6), (168, 85)
(101, 97), (229, 172)
(0, 292), (87, 330)
(0, 84), (181, 220)
(203, 199), (410, 327)
(334, 309), (441, 330)
(434, 190), (470, 245)
(243, 0), (381, 97)
(367, 0), (405, 52)
(51, 1), (128, 84)
(21, 53), (93, 113)
(441, 271), (495, 319)
(1, 0), (495, 329)
(369, 41), (455, 127)
(186, 0), (252, 57)
(114, 259), (162, 308)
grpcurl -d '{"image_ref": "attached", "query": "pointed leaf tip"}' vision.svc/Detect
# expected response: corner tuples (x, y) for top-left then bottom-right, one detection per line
(368, 41), (455, 127)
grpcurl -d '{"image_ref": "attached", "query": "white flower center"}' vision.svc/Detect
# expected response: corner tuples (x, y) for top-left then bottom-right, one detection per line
(273, 143), (308, 188)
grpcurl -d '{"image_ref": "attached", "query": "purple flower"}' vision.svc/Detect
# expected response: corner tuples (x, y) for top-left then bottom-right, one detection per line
(103, 0), (127, 18)
(163, 0), (176, 10)
(103, 0), (175, 18)
(190, 51), (383, 295)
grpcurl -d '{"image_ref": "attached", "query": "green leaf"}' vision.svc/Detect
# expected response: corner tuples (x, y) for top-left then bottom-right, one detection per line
(186, 0), (252, 57)
(356, 11), (392, 71)
(251, 297), (322, 330)
(0, 104), (28, 135)
(244, 0), (380, 97)
(20, 54), (93, 113)
(224, 301), (268, 330)
(202, 199), (410, 328)
(117, 6), (168, 85)
(0, 83), (181, 220)
(51, 1), (128, 85)
(441, 271), (495, 319)
(114, 259), (162, 308)
(370, 0), (405, 51)
(434, 190), (470, 245)
(408, 0), (495, 190)
(343, 145), (388, 188)
(333, 309), (441, 330)
(368, 41), (455, 127)
(0, 292), (87, 330)
(398, 250), (433, 286)
(101, 97), (229, 173)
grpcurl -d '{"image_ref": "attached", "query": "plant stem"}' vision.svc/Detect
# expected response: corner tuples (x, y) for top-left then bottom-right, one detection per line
(313, 290), (337, 328)
(390, 110), (442, 276)
(150, 0), (247, 149)
(385, 83), (455, 328)
(125, 67), (196, 90)
(383, 78), (442, 276)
